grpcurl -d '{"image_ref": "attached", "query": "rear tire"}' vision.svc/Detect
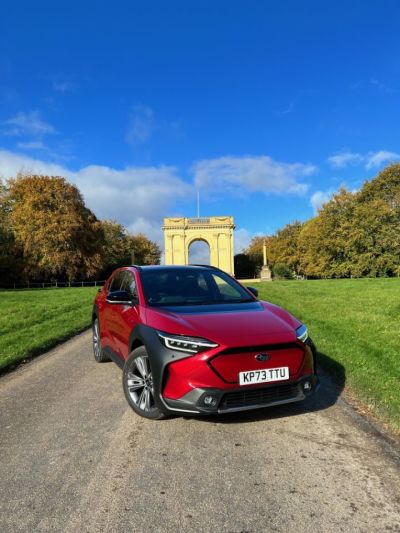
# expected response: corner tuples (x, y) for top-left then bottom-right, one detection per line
(123, 346), (168, 420)
(92, 317), (110, 363)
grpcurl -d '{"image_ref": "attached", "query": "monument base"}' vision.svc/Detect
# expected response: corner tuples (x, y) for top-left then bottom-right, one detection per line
(260, 265), (272, 281)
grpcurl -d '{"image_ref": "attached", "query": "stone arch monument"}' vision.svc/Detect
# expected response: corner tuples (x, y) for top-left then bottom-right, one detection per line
(163, 216), (235, 275)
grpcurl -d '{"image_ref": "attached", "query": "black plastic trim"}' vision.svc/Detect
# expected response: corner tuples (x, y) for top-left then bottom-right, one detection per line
(104, 346), (125, 370)
(163, 375), (319, 414)
(218, 342), (300, 355)
(127, 325), (197, 414)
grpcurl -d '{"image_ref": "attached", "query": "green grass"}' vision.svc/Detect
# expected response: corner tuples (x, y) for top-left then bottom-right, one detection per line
(257, 278), (400, 432)
(1, 280), (399, 432)
(0, 287), (98, 371)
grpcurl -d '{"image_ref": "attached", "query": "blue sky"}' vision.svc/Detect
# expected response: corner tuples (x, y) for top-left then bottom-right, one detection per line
(1, 0), (400, 256)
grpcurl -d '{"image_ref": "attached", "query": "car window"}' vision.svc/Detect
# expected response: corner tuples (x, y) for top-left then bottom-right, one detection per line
(211, 273), (243, 300)
(121, 271), (137, 299)
(140, 268), (252, 306)
(108, 271), (125, 292)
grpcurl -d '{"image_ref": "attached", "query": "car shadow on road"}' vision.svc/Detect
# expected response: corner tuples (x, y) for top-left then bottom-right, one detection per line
(190, 351), (346, 425)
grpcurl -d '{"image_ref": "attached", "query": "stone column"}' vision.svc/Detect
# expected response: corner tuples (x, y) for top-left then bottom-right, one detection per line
(260, 239), (272, 281)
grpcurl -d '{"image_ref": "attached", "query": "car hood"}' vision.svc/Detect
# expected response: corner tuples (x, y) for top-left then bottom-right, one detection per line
(144, 300), (301, 346)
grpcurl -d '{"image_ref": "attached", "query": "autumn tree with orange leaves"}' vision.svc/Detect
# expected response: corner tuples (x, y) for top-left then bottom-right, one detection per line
(0, 175), (162, 284)
(6, 175), (104, 281)
(244, 164), (400, 279)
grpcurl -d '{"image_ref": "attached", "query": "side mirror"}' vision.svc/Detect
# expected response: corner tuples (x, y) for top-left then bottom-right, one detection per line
(246, 286), (258, 298)
(106, 290), (134, 305)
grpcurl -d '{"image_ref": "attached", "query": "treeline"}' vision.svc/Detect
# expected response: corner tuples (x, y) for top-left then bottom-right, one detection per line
(236, 164), (400, 279)
(0, 174), (161, 284)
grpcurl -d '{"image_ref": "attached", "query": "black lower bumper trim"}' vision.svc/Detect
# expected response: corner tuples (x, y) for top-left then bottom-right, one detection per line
(163, 375), (318, 415)
(220, 382), (299, 410)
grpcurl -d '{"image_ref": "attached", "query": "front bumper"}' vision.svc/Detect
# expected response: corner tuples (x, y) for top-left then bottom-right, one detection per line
(161, 374), (319, 415)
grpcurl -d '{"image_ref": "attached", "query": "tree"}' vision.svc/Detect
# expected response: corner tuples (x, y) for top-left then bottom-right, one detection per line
(348, 198), (400, 277)
(245, 235), (273, 273)
(234, 253), (258, 278)
(358, 163), (400, 208)
(272, 263), (294, 279)
(98, 222), (161, 274)
(7, 174), (104, 280)
(297, 188), (356, 278)
(267, 221), (303, 274)
(130, 233), (161, 265)
(99, 220), (133, 278)
(347, 165), (400, 277)
(244, 223), (303, 277)
(0, 180), (23, 284)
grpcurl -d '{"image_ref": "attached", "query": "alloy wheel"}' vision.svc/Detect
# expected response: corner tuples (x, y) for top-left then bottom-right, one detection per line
(93, 319), (101, 359)
(126, 355), (154, 413)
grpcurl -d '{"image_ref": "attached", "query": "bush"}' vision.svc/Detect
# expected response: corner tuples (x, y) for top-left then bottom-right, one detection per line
(272, 263), (294, 279)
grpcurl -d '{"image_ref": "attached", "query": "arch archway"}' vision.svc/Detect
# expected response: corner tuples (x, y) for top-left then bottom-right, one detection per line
(188, 238), (211, 265)
(163, 216), (235, 275)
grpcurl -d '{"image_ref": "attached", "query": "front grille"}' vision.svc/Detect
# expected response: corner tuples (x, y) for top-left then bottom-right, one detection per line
(219, 383), (299, 410)
(218, 343), (299, 355)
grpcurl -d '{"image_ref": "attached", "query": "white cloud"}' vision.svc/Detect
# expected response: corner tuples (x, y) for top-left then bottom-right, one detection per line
(0, 149), (190, 242)
(368, 78), (394, 93)
(310, 190), (333, 214)
(234, 228), (253, 254)
(327, 151), (363, 168)
(0, 150), (65, 178)
(75, 163), (190, 224)
(193, 155), (315, 196)
(52, 80), (75, 94)
(364, 150), (400, 169)
(127, 217), (164, 243)
(2, 111), (56, 137)
(328, 149), (400, 170)
(125, 104), (156, 145)
(16, 140), (49, 151)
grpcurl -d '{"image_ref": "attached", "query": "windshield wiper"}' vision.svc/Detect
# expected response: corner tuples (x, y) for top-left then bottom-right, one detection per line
(222, 298), (255, 304)
(149, 298), (255, 307)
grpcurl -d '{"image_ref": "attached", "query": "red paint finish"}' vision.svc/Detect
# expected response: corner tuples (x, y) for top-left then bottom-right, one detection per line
(209, 345), (305, 383)
(162, 355), (225, 399)
(94, 266), (317, 409)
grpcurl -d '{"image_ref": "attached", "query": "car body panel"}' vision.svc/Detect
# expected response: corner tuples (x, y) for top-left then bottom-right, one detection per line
(209, 343), (305, 383)
(93, 265), (318, 415)
(144, 300), (301, 346)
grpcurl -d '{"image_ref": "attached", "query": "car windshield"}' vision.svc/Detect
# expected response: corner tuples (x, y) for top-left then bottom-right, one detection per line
(140, 268), (254, 307)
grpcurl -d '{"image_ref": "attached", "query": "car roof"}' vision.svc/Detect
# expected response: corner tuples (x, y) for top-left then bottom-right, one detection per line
(132, 264), (216, 271)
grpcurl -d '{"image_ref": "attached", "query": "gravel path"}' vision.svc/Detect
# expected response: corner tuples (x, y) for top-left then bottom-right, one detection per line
(0, 331), (399, 532)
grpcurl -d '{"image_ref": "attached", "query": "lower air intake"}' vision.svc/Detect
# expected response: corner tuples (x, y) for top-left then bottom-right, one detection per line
(220, 383), (299, 410)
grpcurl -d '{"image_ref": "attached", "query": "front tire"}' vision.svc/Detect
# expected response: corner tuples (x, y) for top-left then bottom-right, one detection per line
(123, 346), (167, 420)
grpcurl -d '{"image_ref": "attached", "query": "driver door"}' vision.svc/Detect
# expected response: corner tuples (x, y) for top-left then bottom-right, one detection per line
(111, 270), (141, 361)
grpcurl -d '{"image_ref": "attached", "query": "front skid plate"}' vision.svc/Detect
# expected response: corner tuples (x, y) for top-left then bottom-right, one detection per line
(162, 377), (317, 415)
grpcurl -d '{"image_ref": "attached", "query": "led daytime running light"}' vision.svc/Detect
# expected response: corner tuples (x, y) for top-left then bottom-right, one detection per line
(157, 332), (218, 353)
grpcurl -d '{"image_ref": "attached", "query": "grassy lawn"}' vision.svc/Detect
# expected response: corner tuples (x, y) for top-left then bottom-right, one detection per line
(1, 279), (399, 432)
(257, 278), (400, 432)
(0, 287), (98, 372)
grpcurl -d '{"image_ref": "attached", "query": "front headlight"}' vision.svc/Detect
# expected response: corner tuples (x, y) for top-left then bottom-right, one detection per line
(157, 331), (218, 354)
(296, 324), (309, 343)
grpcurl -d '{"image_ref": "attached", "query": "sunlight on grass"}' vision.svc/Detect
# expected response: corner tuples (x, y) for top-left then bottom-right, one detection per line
(1, 280), (399, 431)
(257, 278), (400, 431)
(0, 287), (98, 371)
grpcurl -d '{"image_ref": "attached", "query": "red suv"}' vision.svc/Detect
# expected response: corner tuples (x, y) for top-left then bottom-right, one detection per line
(92, 265), (318, 419)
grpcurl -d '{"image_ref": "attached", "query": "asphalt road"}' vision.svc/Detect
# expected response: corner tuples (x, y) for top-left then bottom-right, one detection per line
(0, 331), (399, 533)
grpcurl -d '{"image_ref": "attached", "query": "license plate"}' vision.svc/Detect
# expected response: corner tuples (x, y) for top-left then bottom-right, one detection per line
(239, 367), (289, 386)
